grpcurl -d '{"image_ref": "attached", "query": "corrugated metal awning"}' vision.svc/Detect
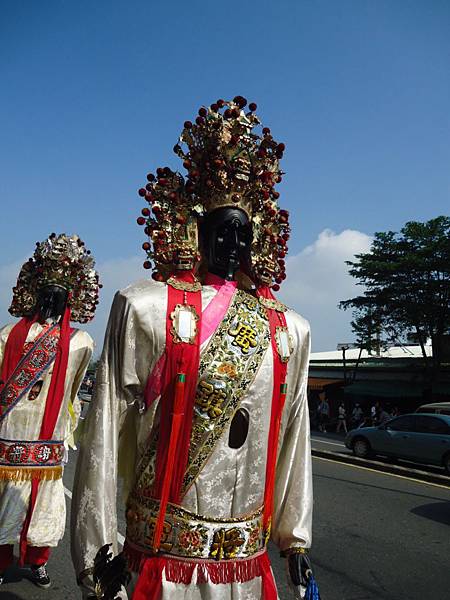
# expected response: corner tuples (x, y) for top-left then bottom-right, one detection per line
(308, 377), (345, 391)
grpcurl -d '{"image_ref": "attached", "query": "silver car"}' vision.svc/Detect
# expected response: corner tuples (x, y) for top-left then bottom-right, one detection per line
(345, 413), (450, 473)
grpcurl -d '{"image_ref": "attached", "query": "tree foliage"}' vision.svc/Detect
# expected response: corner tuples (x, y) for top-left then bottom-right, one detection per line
(340, 216), (450, 380)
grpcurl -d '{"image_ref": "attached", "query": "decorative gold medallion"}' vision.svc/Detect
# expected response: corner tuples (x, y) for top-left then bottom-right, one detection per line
(275, 326), (293, 362)
(258, 296), (288, 312)
(167, 277), (202, 292)
(170, 304), (199, 344)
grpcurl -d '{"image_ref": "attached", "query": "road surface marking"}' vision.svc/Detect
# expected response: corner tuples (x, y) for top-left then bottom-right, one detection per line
(311, 438), (345, 447)
(64, 486), (126, 546)
(312, 456), (450, 490)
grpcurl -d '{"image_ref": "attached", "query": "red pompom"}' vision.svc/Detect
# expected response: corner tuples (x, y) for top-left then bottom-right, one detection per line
(217, 99), (225, 107)
(198, 107), (207, 117)
(143, 261), (152, 269)
(142, 242), (151, 250)
(137, 217), (146, 225)
(138, 188), (146, 197)
(142, 208), (150, 216)
(249, 102), (257, 111)
(146, 173), (155, 181)
(272, 284), (280, 291)
(184, 120), (193, 129)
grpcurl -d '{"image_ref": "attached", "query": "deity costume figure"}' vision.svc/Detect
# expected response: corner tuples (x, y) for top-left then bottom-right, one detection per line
(72, 97), (318, 600)
(0, 234), (100, 588)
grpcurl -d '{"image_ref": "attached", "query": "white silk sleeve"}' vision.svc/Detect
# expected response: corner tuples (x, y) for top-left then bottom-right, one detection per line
(67, 332), (94, 439)
(70, 292), (139, 579)
(271, 316), (312, 552)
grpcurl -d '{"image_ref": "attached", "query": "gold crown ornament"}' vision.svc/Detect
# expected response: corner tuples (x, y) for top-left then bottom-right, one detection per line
(136, 96), (291, 290)
(9, 233), (101, 323)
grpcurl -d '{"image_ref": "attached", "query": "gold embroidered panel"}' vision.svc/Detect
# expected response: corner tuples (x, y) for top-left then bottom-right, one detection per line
(182, 290), (270, 494)
(134, 289), (270, 499)
(126, 493), (265, 560)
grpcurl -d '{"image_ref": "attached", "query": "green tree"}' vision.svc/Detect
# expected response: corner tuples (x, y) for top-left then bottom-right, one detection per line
(340, 216), (450, 388)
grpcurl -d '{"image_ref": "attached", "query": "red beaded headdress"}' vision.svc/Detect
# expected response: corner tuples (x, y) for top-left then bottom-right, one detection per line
(9, 233), (101, 323)
(137, 96), (290, 290)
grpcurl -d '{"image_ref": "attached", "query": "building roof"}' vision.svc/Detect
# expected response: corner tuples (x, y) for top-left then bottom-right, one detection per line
(310, 344), (432, 362)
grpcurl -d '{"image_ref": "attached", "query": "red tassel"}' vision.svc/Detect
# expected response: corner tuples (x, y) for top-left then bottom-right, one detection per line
(152, 372), (186, 552)
(257, 286), (288, 532)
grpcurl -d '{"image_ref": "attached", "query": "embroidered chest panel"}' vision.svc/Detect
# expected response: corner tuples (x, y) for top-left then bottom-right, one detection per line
(0, 325), (60, 420)
(135, 290), (270, 497)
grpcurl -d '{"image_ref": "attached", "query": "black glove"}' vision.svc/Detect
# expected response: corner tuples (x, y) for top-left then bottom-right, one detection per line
(92, 544), (131, 600)
(288, 552), (314, 588)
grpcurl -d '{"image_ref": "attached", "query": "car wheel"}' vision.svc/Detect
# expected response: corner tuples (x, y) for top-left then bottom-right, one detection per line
(353, 437), (371, 459)
(444, 453), (450, 475)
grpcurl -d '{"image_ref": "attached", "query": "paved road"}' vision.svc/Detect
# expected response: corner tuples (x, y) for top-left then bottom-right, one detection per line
(1, 450), (449, 599)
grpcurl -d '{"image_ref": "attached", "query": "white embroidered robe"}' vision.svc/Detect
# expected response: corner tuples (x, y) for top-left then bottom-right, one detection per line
(0, 322), (93, 547)
(71, 279), (312, 599)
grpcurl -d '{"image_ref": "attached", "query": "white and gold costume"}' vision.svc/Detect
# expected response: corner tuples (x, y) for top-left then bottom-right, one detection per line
(71, 278), (312, 598)
(0, 323), (93, 547)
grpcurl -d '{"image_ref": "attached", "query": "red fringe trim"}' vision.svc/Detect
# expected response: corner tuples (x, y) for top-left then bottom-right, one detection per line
(131, 547), (277, 600)
(125, 541), (268, 584)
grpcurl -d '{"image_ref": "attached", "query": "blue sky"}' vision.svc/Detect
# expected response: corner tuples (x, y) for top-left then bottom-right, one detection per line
(1, 0), (449, 351)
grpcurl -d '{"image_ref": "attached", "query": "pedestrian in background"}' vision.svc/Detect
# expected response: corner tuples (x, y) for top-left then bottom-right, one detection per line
(317, 394), (330, 433)
(351, 403), (363, 428)
(336, 402), (348, 433)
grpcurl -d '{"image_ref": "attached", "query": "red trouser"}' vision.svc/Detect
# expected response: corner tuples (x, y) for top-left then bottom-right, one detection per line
(0, 544), (50, 571)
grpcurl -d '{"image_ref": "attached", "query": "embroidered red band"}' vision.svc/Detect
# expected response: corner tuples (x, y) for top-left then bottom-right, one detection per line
(0, 438), (64, 467)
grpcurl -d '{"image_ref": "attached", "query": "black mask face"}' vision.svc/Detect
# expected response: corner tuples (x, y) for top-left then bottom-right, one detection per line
(201, 208), (252, 280)
(35, 285), (69, 322)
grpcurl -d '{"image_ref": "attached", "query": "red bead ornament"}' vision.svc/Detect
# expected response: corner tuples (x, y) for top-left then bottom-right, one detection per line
(137, 217), (146, 225)
(143, 261), (152, 270)
(249, 102), (257, 111)
(138, 188), (146, 197)
(142, 208), (150, 216)
(210, 103), (219, 112)
(196, 116), (205, 126)
(147, 173), (155, 181)
(224, 108), (232, 119)
(198, 107), (207, 117)
(142, 242), (151, 250)
(272, 284), (280, 291)
(217, 99), (225, 108)
(184, 121), (193, 129)
(156, 167), (164, 176)
(233, 95), (247, 108)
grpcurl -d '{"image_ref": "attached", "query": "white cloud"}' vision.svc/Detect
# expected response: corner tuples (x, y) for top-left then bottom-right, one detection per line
(0, 229), (372, 356)
(278, 229), (372, 351)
